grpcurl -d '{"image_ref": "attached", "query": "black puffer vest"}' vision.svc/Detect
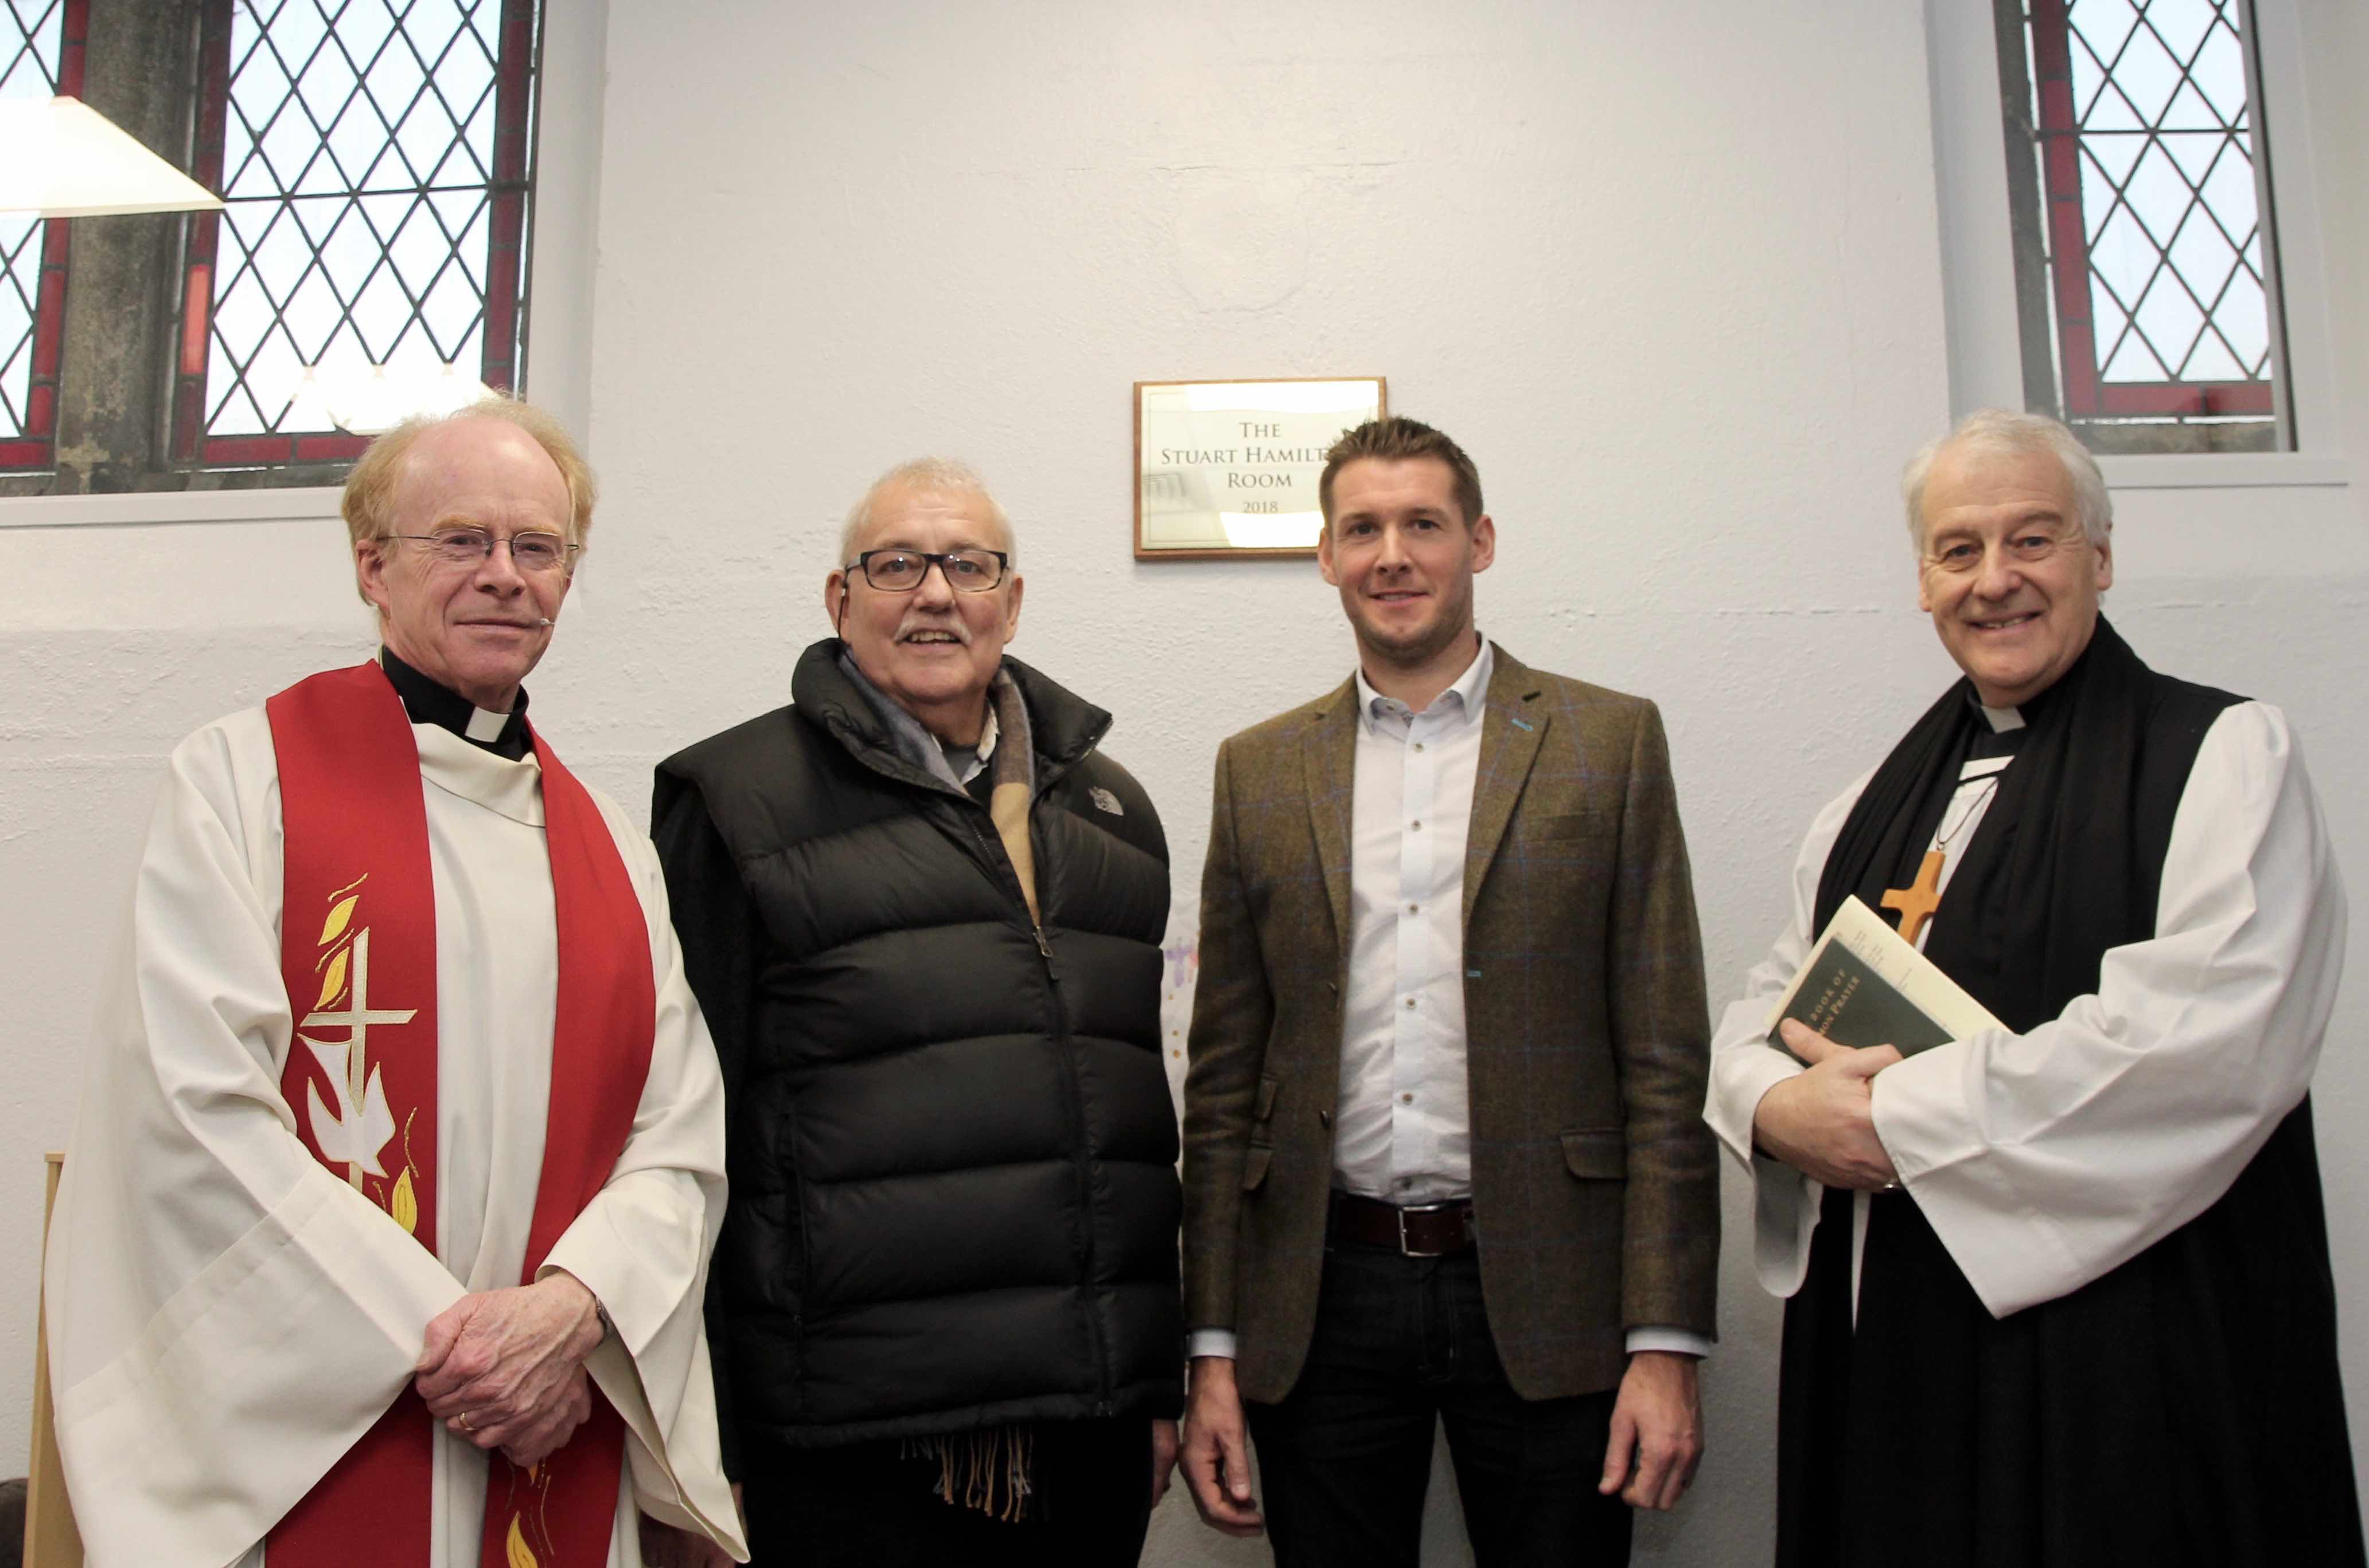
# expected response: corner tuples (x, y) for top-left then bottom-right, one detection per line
(655, 641), (1181, 1446)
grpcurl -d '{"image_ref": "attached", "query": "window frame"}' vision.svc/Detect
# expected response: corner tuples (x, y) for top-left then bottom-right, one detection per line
(0, 0), (604, 524)
(2020, 0), (2283, 430)
(1926, 0), (2348, 490)
(0, 0), (89, 475)
(169, 0), (539, 471)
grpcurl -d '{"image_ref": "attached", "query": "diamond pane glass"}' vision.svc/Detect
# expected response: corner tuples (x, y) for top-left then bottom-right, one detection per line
(174, 0), (540, 468)
(2013, 0), (2285, 448)
(1, 0), (73, 470)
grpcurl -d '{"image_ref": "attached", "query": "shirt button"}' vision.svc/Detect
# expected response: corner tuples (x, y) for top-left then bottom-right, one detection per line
(1404, 997), (1417, 1009)
(1400, 1092), (1415, 1104)
(1406, 902), (1420, 914)
(1411, 820), (1422, 830)
(1413, 743), (1425, 752)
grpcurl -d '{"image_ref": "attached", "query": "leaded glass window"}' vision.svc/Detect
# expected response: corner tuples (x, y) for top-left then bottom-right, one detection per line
(0, 0), (83, 473)
(169, 0), (540, 469)
(1998, 0), (2291, 453)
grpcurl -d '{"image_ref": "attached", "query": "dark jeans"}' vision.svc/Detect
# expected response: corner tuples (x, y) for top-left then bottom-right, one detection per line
(741, 1416), (1155, 1568)
(1245, 1238), (1632, 1568)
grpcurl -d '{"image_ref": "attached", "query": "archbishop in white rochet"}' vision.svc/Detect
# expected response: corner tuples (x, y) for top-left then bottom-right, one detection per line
(1703, 408), (2359, 1568)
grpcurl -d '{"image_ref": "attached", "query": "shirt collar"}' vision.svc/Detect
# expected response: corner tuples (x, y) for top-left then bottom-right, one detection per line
(942, 704), (1000, 784)
(1354, 635), (1493, 734)
(379, 646), (531, 761)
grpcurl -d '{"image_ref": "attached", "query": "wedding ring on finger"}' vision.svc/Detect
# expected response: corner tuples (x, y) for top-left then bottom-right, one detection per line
(457, 1410), (476, 1432)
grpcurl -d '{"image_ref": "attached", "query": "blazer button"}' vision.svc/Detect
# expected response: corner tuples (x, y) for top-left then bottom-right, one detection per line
(1318, 1110), (1332, 1130)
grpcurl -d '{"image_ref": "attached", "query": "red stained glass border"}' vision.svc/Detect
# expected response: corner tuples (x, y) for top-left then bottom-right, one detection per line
(479, 0), (537, 395)
(166, 0), (236, 465)
(2097, 381), (2272, 417)
(200, 431), (371, 466)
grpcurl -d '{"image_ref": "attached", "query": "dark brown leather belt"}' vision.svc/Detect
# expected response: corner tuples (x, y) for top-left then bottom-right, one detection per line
(1331, 1192), (1476, 1257)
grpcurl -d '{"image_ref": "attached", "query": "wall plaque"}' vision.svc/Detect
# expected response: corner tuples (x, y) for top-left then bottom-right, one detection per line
(1133, 377), (1386, 559)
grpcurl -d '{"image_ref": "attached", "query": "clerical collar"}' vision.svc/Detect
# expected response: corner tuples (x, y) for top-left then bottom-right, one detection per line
(1955, 691), (2027, 763)
(379, 648), (532, 762)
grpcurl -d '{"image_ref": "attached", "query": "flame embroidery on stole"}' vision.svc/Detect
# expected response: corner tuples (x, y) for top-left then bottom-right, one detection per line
(501, 1454), (558, 1567)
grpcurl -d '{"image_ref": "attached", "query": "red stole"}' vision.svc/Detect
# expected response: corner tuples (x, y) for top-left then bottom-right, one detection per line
(262, 662), (655, 1568)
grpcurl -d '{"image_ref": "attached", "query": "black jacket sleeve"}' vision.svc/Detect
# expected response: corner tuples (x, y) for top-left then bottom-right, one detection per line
(651, 769), (759, 1480)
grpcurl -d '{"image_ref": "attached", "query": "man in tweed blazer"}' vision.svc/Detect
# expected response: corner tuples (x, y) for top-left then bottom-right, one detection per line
(1178, 418), (1719, 1566)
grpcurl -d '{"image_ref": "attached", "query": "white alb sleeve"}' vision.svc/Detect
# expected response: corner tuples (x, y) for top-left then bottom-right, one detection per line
(1872, 703), (2345, 1317)
(1704, 770), (1873, 1299)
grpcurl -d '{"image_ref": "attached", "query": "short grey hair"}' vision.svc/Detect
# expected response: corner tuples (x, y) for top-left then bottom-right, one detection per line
(838, 457), (1017, 567)
(1902, 409), (2111, 552)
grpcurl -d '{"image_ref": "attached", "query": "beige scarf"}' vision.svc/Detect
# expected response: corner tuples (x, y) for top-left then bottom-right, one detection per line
(978, 669), (1040, 925)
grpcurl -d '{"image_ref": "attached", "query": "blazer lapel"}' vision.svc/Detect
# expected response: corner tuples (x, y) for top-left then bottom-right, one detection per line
(1302, 675), (1359, 961)
(1464, 646), (1548, 928)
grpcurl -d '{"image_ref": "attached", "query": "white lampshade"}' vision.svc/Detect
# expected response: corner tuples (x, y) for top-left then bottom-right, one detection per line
(0, 96), (225, 218)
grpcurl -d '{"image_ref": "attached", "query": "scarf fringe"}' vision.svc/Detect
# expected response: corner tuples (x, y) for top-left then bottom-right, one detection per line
(901, 1425), (1035, 1522)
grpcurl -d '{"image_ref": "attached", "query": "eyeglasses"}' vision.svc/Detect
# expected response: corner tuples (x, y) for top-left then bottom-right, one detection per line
(844, 548), (1010, 593)
(390, 529), (579, 575)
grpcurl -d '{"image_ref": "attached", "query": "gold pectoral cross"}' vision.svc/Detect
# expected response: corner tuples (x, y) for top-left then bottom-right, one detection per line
(1880, 850), (1946, 946)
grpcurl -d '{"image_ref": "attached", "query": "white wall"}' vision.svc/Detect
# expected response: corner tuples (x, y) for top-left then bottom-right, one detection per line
(0, 3), (2360, 1563)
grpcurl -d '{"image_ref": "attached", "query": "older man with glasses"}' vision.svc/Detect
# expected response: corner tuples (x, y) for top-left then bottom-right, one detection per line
(45, 398), (743, 1568)
(652, 458), (1183, 1567)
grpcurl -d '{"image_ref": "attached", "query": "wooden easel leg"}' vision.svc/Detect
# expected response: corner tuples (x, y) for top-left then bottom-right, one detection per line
(26, 1153), (84, 1568)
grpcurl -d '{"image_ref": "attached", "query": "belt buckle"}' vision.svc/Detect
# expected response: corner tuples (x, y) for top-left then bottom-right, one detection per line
(1396, 1200), (1455, 1258)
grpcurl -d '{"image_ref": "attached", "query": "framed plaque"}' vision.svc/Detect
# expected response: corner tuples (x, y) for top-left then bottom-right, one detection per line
(1133, 376), (1386, 559)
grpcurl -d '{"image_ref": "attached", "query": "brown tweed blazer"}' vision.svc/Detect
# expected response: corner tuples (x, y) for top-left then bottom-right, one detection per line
(1180, 643), (1719, 1403)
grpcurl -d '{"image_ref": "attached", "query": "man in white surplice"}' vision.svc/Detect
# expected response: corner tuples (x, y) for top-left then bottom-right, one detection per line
(1704, 409), (2358, 1567)
(44, 400), (747, 1567)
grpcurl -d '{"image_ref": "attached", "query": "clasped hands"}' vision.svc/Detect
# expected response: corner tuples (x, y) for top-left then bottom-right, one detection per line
(414, 1271), (604, 1468)
(1752, 1021), (1903, 1191)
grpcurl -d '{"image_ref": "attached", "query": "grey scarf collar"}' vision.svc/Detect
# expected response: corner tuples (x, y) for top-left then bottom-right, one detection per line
(835, 650), (1034, 794)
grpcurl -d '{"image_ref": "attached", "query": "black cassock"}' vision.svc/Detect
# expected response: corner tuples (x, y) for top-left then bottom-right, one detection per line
(1778, 619), (2363, 1568)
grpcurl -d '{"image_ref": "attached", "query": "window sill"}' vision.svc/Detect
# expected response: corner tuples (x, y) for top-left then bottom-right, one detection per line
(2098, 453), (2350, 492)
(0, 486), (346, 529)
